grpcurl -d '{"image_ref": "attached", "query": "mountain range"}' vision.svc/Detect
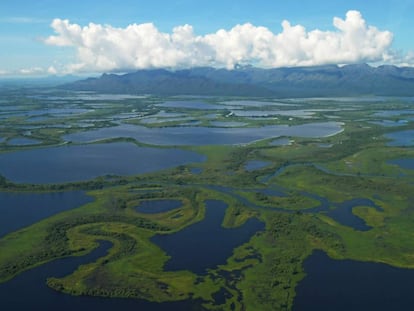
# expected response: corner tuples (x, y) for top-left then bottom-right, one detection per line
(62, 64), (414, 97)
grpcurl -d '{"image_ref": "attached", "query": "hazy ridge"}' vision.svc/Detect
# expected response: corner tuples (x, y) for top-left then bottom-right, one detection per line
(62, 64), (414, 97)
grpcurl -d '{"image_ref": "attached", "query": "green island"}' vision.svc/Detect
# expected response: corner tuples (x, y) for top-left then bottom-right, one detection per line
(1, 90), (414, 311)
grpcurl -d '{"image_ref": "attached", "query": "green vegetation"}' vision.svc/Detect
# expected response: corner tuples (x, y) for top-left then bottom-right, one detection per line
(1, 91), (414, 310)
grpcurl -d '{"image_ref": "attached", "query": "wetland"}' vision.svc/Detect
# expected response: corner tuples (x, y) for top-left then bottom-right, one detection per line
(0, 89), (414, 311)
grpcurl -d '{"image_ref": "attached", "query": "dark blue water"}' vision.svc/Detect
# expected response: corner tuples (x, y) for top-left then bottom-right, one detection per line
(191, 167), (203, 174)
(0, 142), (205, 184)
(151, 200), (265, 274)
(0, 191), (93, 237)
(304, 194), (379, 231)
(0, 241), (201, 311)
(135, 199), (183, 214)
(327, 198), (382, 231)
(293, 250), (414, 311)
(292, 193), (380, 231)
(385, 130), (414, 146)
(388, 158), (414, 170)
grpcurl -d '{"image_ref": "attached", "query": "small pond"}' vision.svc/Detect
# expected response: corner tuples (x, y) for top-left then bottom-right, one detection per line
(220, 100), (297, 107)
(388, 158), (414, 170)
(326, 198), (382, 231)
(385, 130), (414, 146)
(269, 137), (292, 146)
(139, 115), (194, 124)
(151, 200), (264, 274)
(317, 143), (333, 148)
(293, 250), (414, 311)
(135, 199), (183, 214)
(191, 167), (203, 174)
(245, 160), (272, 171)
(370, 120), (408, 127)
(209, 121), (247, 127)
(373, 110), (414, 117)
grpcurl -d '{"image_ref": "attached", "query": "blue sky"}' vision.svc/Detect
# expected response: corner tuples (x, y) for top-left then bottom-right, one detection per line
(1, 0), (413, 76)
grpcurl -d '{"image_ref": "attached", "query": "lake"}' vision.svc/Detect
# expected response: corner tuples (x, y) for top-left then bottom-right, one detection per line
(0, 191), (93, 237)
(0, 142), (205, 184)
(0, 240), (201, 311)
(293, 250), (414, 311)
(151, 200), (265, 274)
(64, 122), (343, 146)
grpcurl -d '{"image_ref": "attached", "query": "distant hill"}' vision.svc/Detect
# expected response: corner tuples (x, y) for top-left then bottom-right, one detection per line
(61, 64), (414, 97)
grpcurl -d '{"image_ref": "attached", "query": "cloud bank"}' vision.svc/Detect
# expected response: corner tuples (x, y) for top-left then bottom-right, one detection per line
(44, 10), (395, 73)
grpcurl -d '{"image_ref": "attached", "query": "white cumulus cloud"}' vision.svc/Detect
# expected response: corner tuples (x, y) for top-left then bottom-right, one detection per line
(0, 66), (59, 77)
(44, 10), (396, 73)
